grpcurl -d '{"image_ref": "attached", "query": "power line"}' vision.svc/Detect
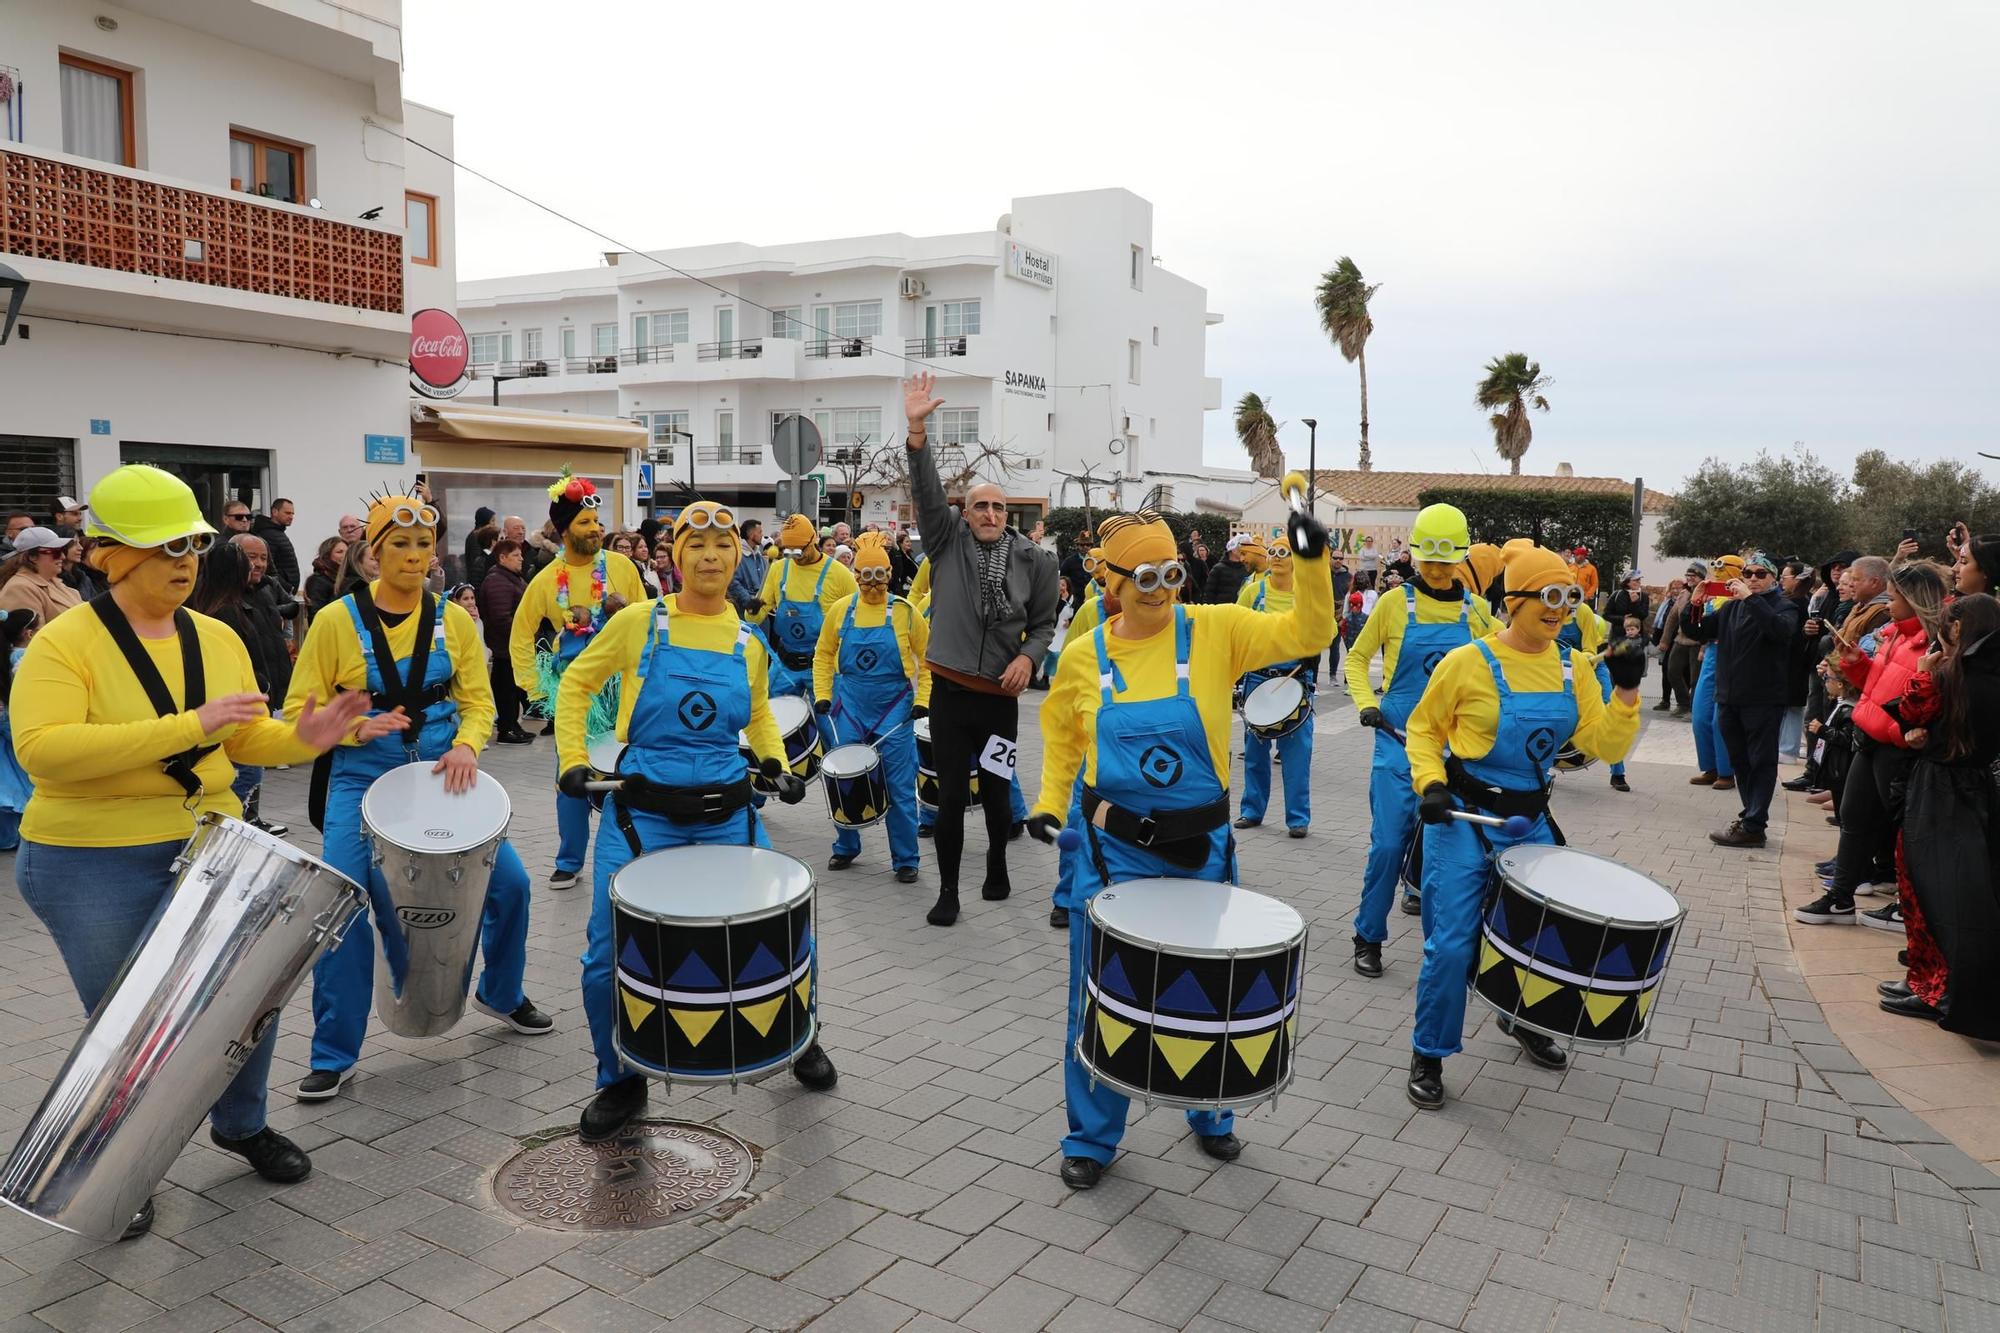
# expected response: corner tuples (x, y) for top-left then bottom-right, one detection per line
(23, 314), (406, 367)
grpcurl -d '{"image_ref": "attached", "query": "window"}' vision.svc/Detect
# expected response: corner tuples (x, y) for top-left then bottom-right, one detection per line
(716, 411), (735, 461)
(641, 411), (689, 462)
(592, 323), (616, 356)
(561, 327), (578, 359)
(1130, 245), (1144, 290)
(634, 310), (688, 346)
(1128, 340), (1141, 384)
(404, 191), (437, 265)
(1152, 326), (1160, 346)
(230, 131), (304, 204)
(932, 408), (980, 445)
(469, 333), (511, 368)
(927, 300), (981, 338)
(820, 408), (881, 451)
(769, 307), (805, 340)
(831, 301), (882, 338)
(59, 55), (134, 167)
(521, 328), (543, 361)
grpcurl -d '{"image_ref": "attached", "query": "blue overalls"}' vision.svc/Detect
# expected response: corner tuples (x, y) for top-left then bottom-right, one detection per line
(1558, 621), (1628, 780)
(1412, 640), (1575, 1060)
(915, 599), (1029, 833)
(1690, 613), (1732, 779)
(582, 601), (771, 1088)
(1064, 608), (1234, 1165)
(1237, 581), (1315, 832)
(550, 585), (602, 877)
(767, 558), (832, 700)
(827, 596), (919, 873)
(0, 648), (31, 851)
(310, 596), (532, 1074)
(1357, 586), (1475, 942)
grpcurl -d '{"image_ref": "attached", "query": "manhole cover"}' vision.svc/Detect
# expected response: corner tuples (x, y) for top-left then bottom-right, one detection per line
(493, 1121), (756, 1231)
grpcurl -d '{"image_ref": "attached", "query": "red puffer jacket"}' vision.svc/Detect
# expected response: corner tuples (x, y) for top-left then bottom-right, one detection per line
(1841, 615), (1926, 746)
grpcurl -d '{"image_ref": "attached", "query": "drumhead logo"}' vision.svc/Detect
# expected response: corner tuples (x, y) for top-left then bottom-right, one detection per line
(224, 1006), (282, 1071)
(678, 691), (718, 731)
(853, 647), (879, 672)
(397, 906), (457, 929)
(1524, 726), (1558, 768)
(424, 828), (453, 840)
(1139, 745), (1183, 789)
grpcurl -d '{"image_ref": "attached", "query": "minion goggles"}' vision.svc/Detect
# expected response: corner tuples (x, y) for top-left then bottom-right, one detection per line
(1411, 536), (1466, 560)
(674, 505), (735, 533)
(1105, 558), (1188, 593)
(855, 566), (893, 585)
(1507, 584), (1586, 610)
(374, 502), (440, 539)
(158, 532), (217, 558)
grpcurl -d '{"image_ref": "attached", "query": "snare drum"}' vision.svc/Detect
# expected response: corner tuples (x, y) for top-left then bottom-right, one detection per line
(1242, 675), (1311, 741)
(1078, 880), (1307, 1111)
(769, 695), (823, 780)
(914, 717), (979, 813)
(1552, 742), (1595, 773)
(587, 737), (626, 777)
(1473, 845), (1684, 1047)
(610, 846), (817, 1083)
(821, 744), (888, 828)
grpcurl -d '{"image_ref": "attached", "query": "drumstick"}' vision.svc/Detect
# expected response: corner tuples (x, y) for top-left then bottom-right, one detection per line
(581, 779), (625, 793)
(1447, 809), (1535, 838)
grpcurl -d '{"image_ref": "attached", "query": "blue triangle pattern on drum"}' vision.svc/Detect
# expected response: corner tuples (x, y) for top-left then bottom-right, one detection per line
(1529, 926), (1570, 968)
(619, 936), (653, 981)
(1233, 970), (1278, 1016)
(1651, 933), (1673, 972)
(1487, 896), (1509, 940)
(736, 942), (785, 984)
(666, 951), (719, 989)
(1596, 943), (1637, 980)
(1099, 953), (1137, 1002)
(795, 925), (813, 965)
(1156, 969), (1216, 1016)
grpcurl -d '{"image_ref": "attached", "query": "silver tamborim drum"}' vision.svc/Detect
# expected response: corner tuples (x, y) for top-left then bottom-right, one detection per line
(0, 816), (364, 1241)
(362, 764), (510, 1038)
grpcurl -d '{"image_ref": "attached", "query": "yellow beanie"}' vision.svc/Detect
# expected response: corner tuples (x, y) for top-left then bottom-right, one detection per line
(1502, 544), (1576, 595)
(854, 531), (891, 572)
(1712, 554), (1745, 578)
(365, 492), (437, 548)
(1098, 510), (1176, 572)
(1462, 542), (1504, 596)
(672, 501), (742, 578)
(779, 513), (817, 552)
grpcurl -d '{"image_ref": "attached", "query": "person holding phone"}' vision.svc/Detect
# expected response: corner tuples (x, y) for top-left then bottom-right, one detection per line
(1679, 555), (1743, 789)
(1704, 554), (1803, 848)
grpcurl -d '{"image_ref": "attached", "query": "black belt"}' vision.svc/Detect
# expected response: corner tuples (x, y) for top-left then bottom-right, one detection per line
(772, 640), (815, 671)
(615, 775), (754, 824)
(1080, 785), (1230, 870)
(1444, 756), (1551, 820)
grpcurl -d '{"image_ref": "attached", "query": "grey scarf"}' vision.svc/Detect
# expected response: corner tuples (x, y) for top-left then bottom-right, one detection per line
(976, 529), (1015, 617)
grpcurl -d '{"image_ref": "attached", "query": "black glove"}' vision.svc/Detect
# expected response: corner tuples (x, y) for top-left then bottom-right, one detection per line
(813, 698), (832, 715)
(1418, 783), (1454, 826)
(1027, 813), (1061, 844)
(744, 597), (763, 616)
(775, 772), (807, 805)
(911, 705), (928, 720)
(558, 765), (592, 799)
(1358, 706), (1384, 730)
(1604, 638), (1647, 691)
(759, 757), (785, 782)
(1287, 510), (1331, 560)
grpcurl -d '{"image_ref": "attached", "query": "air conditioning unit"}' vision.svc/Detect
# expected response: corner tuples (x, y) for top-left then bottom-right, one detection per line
(899, 276), (928, 299)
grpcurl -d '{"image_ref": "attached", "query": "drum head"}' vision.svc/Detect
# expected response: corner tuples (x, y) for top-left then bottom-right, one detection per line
(1091, 879), (1303, 954)
(822, 744), (880, 779)
(587, 737), (626, 774)
(362, 764), (510, 852)
(914, 717), (931, 745)
(769, 696), (810, 732)
(614, 846), (814, 922)
(1497, 845), (1681, 927)
(1242, 677), (1305, 728)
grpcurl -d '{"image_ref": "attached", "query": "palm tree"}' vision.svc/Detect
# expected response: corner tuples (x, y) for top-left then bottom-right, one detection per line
(1475, 353), (1552, 475)
(1234, 391), (1284, 479)
(1314, 257), (1379, 472)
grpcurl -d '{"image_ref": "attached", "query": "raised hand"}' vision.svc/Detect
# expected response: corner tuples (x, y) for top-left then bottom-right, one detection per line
(292, 691), (372, 751)
(903, 373), (944, 434)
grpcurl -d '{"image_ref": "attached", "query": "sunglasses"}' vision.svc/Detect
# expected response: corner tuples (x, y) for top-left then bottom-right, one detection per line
(856, 567), (892, 585)
(1411, 537), (1462, 560)
(159, 532), (217, 558)
(224, 511), (251, 523)
(1506, 584), (1586, 609)
(1106, 558), (1188, 593)
(1743, 568), (1774, 579)
(677, 506), (736, 533)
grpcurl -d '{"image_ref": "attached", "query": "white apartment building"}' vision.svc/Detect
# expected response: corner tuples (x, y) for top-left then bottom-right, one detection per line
(458, 189), (1242, 531)
(0, 0), (459, 551)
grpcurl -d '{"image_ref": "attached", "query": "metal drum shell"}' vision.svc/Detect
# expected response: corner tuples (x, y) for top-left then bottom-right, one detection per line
(820, 743), (888, 829)
(0, 816), (363, 1241)
(769, 696), (823, 780)
(1242, 676), (1312, 741)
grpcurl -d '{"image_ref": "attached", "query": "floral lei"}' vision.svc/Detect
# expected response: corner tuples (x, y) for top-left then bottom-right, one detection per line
(554, 551), (610, 637)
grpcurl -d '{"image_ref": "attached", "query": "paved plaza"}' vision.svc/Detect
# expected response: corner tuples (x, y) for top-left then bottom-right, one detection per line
(4, 689), (2000, 1332)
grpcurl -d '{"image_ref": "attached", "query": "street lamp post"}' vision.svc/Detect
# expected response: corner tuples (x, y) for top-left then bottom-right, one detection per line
(1301, 418), (1318, 508)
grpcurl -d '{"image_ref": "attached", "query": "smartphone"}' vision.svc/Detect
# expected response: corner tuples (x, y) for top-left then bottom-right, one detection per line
(1902, 527), (1920, 542)
(414, 471), (429, 489)
(1701, 581), (1730, 600)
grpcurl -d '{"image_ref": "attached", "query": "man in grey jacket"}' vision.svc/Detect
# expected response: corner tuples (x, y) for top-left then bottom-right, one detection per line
(904, 373), (1060, 926)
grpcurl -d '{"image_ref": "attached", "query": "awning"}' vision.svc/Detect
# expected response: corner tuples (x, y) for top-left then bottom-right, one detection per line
(409, 399), (647, 452)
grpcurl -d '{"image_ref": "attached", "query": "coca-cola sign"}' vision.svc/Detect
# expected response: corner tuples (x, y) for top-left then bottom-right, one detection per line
(410, 307), (470, 399)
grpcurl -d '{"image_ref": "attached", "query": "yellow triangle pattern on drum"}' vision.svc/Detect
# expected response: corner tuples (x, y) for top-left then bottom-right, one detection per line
(667, 1006), (721, 1047)
(1515, 968), (1562, 1008)
(1153, 1034), (1213, 1079)
(1637, 988), (1657, 1019)
(795, 975), (812, 1010)
(1478, 941), (1504, 975)
(1231, 1030), (1277, 1078)
(738, 996), (786, 1037)
(1286, 1014), (1298, 1047)
(1582, 991), (1626, 1027)
(619, 990), (657, 1031)
(1096, 1010), (1136, 1057)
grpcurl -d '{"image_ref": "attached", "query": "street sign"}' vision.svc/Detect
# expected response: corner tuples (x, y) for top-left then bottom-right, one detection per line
(364, 433), (406, 465)
(771, 413), (823, 476)
(636, 462), (654, 500)
(776, 475), (821, 522)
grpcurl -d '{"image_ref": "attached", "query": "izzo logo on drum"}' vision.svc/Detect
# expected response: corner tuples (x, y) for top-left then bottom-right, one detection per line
(1525, 726), (1558, 768)
(1140, 745), (1184, 789)
(424, 828), (453, 840)
(678, 690), (718, 731)
(397, 906), (457, 929)
(225, 1006), (282, 1071)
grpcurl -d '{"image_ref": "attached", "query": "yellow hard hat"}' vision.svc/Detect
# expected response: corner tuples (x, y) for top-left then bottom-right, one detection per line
(1410, 503), (1471, 563)
(84, 464), (215, 549)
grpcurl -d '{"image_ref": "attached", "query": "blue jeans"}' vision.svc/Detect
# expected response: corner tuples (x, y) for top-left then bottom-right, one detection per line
(16, 838), (274, 1139)
(1779, 706), (1805, 760)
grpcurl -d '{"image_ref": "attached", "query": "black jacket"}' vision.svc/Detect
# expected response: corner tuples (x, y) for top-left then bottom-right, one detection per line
(249, 516), (301, 594)
(1687, 588), (1800, 708)
(1202, 559), (1249, 607)
(1605, 589), (1650, 642)
(243, 579), (294, 705)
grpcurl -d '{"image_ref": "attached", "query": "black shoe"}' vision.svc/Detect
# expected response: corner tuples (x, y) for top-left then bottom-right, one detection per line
(1232, 817), (1262, 830)
(1815, 858), (1838, 876)
(1050, 905), (1069, 928)
(1408, 1054), (1444, 1110)
(249, 816), (290, 836)
(792, 1043), (838, 1091)
(981, 879), (1011, 901)
(1709, 821), (1767, 848)
(579, 1076), (648, 1142)
(1060, 1156), (1104, 1190)
(209, 1127), (311, 1183)
(1899, 949), (1910, 966)
(918, 825), (933, 838)
(1401, 892), (1422, 916)
(828, 854), (857, 871)
(895, 866), (919, 884)
(1353, 935), (1383, 978)
(295, 1067), (354, 1101)
(1652, 701), (1671, 712)
(121, 1198), (155, 1241)
(1499, 1019), (1567, 1070)
(1781, 776), (1814, 792)
(1197, 1132), (1242, 1162)
(495, 730), (535, 745)
(927, 891), (960, 926)
(1881, 992), (1941, 1021)
(1289, 826), (1309, 839)
(1861, 902), (1904, 933)
(548, 869), (579, 891)
(1010, 821), (1026, 841)
(1878, 978), (1912, 999)
(1609, 775), (1630, 793)
(478, 998), (554, 1034)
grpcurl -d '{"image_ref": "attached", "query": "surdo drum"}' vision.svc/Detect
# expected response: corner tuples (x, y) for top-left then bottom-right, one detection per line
(820, 743), (888, 829)
(768, 695), (823, 780)
(1242, 675), (1311, 741)
(1078, 880), (1307, 1111)
(609, 846), (817, 1084)
(1473, 845), (1684, 1048)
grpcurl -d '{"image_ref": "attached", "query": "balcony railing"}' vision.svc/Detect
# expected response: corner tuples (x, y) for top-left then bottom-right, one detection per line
(565, 354), (620, 375)
(619, 344), (676, 366)
(494, 359), (555, 378)
(0, 147), (402, 312)
(807, 337), (874, 359)
(696, 446), (763, 466)
(904, 336), (969, 358)
(697, 339), (764, 362)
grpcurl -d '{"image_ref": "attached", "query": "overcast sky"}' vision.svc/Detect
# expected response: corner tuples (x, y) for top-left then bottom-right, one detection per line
(404, 1), (1997, 490)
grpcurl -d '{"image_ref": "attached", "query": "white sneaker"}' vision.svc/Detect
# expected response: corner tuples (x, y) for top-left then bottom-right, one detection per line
(1854, 881), (1896, 898)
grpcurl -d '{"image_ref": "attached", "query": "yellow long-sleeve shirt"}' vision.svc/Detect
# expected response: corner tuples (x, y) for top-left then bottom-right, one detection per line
(1405, 637), (1641, 794)
(1036, 553), (1334, 819)
(812, 594), (930, 708)
(748, 556), (859, 629)
(12, 604), (316, 846)
(910, 557), (931, 609)
(556, 596), (785, 776)
(286, 587), (493, 754)
(1236, 576), (1295, 614)
(510, 550), (649, 696)
(1343, 581), (1499, 712)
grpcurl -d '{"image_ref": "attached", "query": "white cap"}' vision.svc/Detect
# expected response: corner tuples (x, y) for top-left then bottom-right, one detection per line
(9, 526), (69, 554)
(1226, 534), (1250, 552)
(56, 496), (84, 512)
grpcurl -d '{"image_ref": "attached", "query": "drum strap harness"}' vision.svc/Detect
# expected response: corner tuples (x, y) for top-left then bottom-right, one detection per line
(1444, 755), (1567, 846)
(1080, 784), (1230, 871)
(351, 587), (450, 733)
(90, 594), (217, 801)
(610, 777), (755, 854)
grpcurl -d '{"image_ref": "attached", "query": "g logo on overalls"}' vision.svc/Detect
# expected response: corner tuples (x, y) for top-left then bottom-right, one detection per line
(787, 621), (807, 641)
(1422, 650), (1447, 677)
(854, 647), (880, 672)
(1524, 726), (1558, 767)
(1139, 745), (1183, 789)
(678, 691), (719, 731)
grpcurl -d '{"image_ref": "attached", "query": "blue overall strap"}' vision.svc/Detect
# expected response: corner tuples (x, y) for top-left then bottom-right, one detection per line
(343, 594), (377, 681)
(840, 592), (859, 636)
(634, 597), (671, 683)
(1559, 644), (1576, 696)
(1092, 622), (1120, 705)
(343, 591), (447, 682)
(1473, 636), (1512, 699)
(1404, 583), (1418, 626)
(776, 558), (792, 601)
(1254, 581), (1266, 612)
(812, 557), (831, 599)
(1173, 605), (1193, 698)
